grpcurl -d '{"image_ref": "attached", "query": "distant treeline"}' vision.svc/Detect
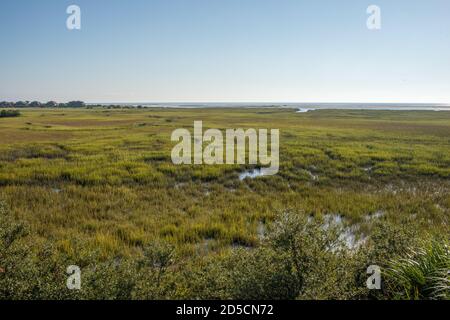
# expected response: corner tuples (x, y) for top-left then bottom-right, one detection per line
(0, 101), (86, 108)
(0, 109), (21, 118)
(0, 101), (145, 109)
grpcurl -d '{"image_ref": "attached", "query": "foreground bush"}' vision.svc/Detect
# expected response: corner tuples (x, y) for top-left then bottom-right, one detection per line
(188, 214), (448, 300)
(1, 200), (448, 300)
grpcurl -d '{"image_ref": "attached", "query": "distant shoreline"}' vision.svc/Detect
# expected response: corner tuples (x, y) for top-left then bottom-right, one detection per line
(87, 102), (450, 111)
(3, 101), (450, 111)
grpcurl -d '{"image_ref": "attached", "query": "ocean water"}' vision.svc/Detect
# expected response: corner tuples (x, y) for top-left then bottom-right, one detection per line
(293, 103), (450, 112)
(94, 102), (450, 111)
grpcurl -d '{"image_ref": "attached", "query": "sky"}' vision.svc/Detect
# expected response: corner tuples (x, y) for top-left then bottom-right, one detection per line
(1, 0), (449, 104)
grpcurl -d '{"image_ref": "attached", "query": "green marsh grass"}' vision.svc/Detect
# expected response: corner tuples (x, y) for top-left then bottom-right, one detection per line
(0, 107), (449, 299)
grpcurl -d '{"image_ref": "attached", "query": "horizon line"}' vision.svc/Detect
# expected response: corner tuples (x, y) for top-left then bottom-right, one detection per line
(85, 101), (450, 106)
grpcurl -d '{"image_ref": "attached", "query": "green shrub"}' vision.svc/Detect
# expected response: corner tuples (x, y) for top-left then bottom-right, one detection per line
(0, 110), (21, 118)
(384, 240), (449, 300)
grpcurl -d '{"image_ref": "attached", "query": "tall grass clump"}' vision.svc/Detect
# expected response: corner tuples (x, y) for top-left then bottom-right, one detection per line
(384, 240), (450, 300)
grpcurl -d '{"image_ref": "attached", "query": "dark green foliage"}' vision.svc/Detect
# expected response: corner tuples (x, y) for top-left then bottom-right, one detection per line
(66, 101), (86, 108)
(0, 110), (20, 118)
(0, 200), (448, 300)
(384, 240), (449, 300)
(0, 101), (86, 108)
(186, 247), (301, 300)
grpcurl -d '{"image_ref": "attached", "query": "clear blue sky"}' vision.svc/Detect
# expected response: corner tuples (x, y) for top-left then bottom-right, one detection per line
(1, 0), (449, 103)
